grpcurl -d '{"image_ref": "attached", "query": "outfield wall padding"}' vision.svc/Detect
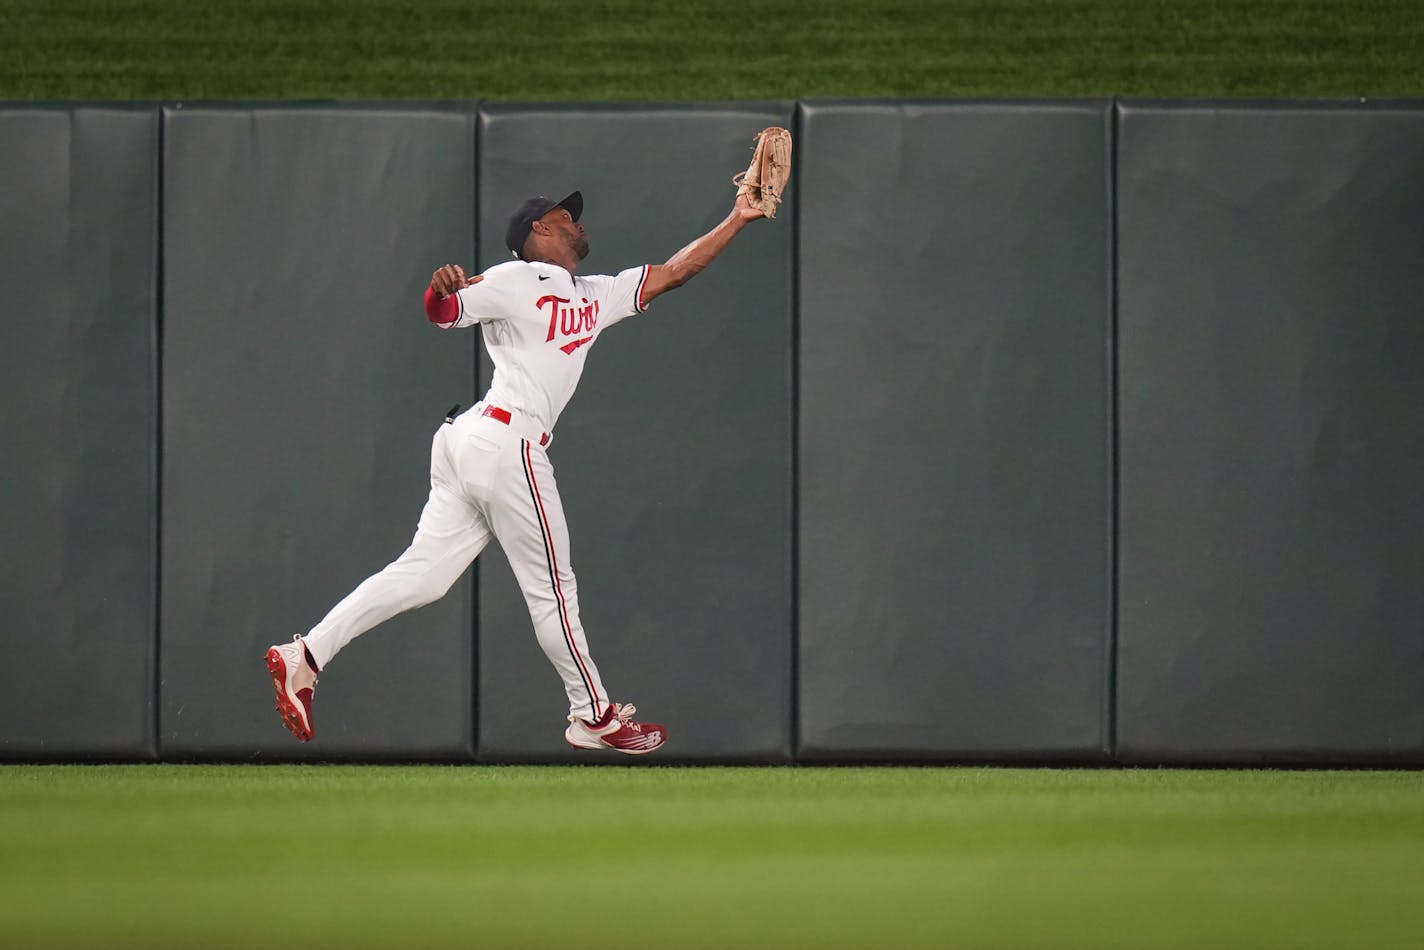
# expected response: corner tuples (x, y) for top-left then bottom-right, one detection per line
(158, 106), (479, 758)
(796, 101), (1114, 760)
(473, 104), (796, 762)
(0, 107), (158, 760)
(4, 99), (1423, 765)
(1115, 102), (1424, 763)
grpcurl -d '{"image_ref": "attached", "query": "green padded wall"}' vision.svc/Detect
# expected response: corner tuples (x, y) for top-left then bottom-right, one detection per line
(474, 104), (795, 761)
(797, 101), (1114, 760)
(1116, 102), (1424, 764)
(0, 106), (158, 759)
(9, 98), (1422, 765)
(159, 105), (478, 758)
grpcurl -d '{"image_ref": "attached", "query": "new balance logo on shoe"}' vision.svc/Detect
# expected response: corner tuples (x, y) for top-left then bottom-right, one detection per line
(565, 702), (666, 755)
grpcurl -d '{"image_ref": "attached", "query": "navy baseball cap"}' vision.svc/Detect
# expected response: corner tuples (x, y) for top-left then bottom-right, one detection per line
(505, 190), (583, 259)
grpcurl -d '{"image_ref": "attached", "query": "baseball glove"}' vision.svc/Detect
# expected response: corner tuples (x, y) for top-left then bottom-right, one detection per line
(733, 127), (793, 218)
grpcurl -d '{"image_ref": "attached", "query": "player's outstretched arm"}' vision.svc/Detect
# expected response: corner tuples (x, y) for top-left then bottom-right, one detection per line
(639, 195), (764, 306)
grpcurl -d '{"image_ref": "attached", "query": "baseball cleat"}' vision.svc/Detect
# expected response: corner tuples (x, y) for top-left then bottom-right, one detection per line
(265, 636), (319, 742)
(565, 702), (666, 755)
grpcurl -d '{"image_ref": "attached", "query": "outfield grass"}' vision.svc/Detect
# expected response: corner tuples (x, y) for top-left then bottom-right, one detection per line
(2, 0), (1423, 100)
(2, 766), (1422, 948)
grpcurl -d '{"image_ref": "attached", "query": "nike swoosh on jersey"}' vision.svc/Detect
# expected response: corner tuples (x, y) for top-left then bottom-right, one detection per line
(538, 275), (551, 281)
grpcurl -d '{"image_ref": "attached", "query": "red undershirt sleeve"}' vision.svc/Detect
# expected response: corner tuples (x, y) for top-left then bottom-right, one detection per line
(424, 286), (460, 327)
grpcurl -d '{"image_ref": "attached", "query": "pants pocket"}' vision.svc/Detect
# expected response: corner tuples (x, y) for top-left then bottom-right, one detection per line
(456, 432), (504, 499)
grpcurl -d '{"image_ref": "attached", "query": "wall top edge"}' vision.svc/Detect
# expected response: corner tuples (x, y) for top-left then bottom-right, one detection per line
(799, 95), (1115, 108)
(4, 96), (1422, 115)
(1117, 96), (1424, 112)
(2, 98), (790, 111)
(479, 99), (796, 114)
(0, 101), (165, 111)
(159, 98), (481, 112)
(0, 99), (480, 112)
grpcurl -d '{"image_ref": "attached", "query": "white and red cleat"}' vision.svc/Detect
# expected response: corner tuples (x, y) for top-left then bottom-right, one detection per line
(565, 702), (666, 755)
(265, 636), (319, 742)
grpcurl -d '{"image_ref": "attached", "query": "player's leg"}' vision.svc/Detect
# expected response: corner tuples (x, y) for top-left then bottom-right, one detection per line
(486, 438), (608, 721)
(303, 427), (491, 670)
(486, 439), (665, 754)
(267, 425), (490, 741)
(298, 488), (489, 671)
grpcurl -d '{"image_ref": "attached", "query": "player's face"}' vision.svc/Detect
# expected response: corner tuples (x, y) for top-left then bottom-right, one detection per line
(544, 207), (589, 261)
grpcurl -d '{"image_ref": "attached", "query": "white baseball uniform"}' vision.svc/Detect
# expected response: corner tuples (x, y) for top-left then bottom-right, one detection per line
(302, 258), (651, 721)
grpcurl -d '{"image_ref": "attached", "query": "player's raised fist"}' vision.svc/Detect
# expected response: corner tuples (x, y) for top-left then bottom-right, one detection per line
(430, 264), (483, 298)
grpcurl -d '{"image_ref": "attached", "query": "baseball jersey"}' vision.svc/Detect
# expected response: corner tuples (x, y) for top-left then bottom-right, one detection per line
(437, 260), (651, 433)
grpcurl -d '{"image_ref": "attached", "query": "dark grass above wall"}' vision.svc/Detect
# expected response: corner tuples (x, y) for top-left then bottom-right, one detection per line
(3, 0), (1423, 100)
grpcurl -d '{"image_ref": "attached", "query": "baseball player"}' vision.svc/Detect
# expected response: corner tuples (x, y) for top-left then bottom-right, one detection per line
(264, 182), (773, 754)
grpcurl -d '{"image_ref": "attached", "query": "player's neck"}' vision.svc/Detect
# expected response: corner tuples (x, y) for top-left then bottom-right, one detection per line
(534, 253), (579, 276)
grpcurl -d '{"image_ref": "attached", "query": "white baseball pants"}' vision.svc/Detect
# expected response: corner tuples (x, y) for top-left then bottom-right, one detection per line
(301, 407), (610, 722)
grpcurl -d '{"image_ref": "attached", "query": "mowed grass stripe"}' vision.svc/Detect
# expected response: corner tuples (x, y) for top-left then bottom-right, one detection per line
(2, 0), (1423, 99)
(2, 765), (1422, 948)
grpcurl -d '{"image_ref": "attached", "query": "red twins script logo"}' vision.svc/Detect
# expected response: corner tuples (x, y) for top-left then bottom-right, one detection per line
(537, 295), (599, 354)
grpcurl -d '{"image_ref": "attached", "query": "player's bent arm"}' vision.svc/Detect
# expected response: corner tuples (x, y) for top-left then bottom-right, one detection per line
(639, 196), (763, 306)
(424, 265), (484, 328)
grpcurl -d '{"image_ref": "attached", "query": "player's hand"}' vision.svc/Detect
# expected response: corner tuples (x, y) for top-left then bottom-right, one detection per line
(431, 265), (484, 299)
(733, 193), (765, 222)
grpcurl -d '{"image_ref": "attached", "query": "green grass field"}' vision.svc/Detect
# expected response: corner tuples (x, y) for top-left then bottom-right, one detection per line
(3, 0), (1423, 99)
(3, 765), (1423, 948)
